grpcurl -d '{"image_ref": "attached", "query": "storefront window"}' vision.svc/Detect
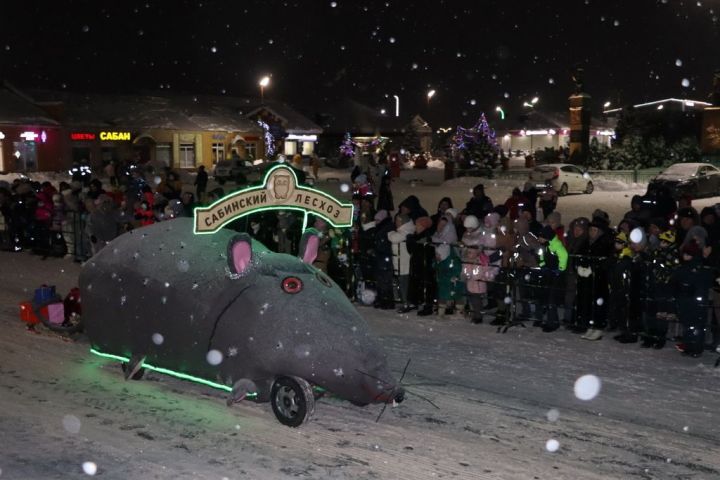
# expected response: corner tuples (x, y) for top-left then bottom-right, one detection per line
(12, 141), (37, 172)
(178, 143), (196, 168)
(302, 141), (315, 155)
(156, 144), (172, 166)
(245, 142), (257, 160)
(283, 140), (297, 156)
(211, 143), (225, 164)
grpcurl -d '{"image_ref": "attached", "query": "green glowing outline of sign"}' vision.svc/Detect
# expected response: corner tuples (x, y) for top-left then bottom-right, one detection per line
(193, 164), (354, 235)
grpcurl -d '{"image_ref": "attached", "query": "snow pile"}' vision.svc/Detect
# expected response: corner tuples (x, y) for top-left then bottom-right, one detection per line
(594, 179), (646, 191)
(426, 159), (445, 169)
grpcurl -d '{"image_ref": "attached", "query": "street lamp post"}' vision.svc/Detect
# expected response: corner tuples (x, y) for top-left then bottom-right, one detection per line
(259, 76), (270, 103)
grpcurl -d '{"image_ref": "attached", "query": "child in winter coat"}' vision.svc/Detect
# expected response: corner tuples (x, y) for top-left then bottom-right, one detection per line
(432, 209), (463, 315)
(389, 214), (416, 312)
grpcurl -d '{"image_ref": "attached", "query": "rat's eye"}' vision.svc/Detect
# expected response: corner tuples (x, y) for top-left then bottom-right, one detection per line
(282, 276), (303, 294)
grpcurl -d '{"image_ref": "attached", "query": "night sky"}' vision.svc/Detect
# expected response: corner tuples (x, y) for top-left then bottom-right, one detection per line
(1, 0), (719, 126)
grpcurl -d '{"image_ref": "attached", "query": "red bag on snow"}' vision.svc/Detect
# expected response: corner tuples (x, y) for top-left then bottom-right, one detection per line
(64, 287), (82, 321)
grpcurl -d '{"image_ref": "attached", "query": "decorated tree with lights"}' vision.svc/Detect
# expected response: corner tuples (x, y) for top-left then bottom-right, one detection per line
(339, 132), (356, 159)
(452, 113), (500, 170)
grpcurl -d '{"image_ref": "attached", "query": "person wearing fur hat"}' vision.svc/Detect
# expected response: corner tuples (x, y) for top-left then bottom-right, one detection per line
(533, 223), (568, 332)
(671, 240), (715, 357)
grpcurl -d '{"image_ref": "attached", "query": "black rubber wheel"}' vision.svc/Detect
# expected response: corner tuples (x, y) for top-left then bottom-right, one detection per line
(270, 376), (315, 427)
(32, 296), (84, 335)
(585, 182), (594, 194)
(559, 183), (569, 196)
(121, 362), (145, 380)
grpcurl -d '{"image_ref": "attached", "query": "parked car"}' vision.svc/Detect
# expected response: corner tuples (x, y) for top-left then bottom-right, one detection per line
(530, 163), (593, 196)
(647, 162), (720, 199)
(213, 159), (259, 185)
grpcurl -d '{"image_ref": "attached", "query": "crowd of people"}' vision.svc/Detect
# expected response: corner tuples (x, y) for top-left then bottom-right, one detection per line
(340, 174), (720, 360)
(0, 161), (208, 261)
(2, 156), (720, 359)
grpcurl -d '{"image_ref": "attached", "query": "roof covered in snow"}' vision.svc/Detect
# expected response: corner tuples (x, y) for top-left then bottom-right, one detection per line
(315, 98), (431, 136)
(0, 87), (60, 127)
(27, 90), (264, 133)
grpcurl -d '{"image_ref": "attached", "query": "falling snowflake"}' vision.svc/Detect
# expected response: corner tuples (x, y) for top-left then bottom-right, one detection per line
(82, 25), (90, 33)
(62, 414), (82, 434)
(177, 259), (190, 272)
(340, 183), (350, 193)
(120, 295), (126, 306)
(545, 439), (560, 452)
(548, 78), (554, 84)
(152, 333), (164, 345)
(675, 58), (683, 67)
(228, 346), (238, 357)
(206, 349), (223, 365)
(574, 374), (601, 401)
(389, 37), (396, 43)
(82, 462), (97, 475)
(681, 78), (690, 88)
(546, 409), (560, 422)
(330, 1), (337, 6)
(210, 46), (217, 53)
(333, 367), (344, 376)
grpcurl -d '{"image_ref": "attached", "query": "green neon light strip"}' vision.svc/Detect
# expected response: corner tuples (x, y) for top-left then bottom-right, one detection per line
(90, 348), (257, 396)
(193, 164), (354, 235)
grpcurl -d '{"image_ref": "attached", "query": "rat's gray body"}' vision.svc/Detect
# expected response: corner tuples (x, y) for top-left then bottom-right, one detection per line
(80, 218), (402, 407)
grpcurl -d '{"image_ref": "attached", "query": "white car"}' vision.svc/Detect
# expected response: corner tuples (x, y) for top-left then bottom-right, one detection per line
(530, 163), (593, 196)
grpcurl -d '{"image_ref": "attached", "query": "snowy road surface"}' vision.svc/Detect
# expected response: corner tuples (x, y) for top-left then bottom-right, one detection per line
(2, 252), (720, 479)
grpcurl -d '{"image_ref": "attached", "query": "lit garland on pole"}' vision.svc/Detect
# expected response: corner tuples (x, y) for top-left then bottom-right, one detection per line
(339, 132), (356, 158)
(258, 119), (276, 158)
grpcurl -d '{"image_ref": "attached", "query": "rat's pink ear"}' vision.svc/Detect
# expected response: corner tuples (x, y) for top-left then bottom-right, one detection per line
(227, 234), (253, 274)
(298, 229), (320, 265)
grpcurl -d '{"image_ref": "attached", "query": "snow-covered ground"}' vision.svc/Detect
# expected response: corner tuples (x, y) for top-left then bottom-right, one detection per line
(2, 250), (720, 479)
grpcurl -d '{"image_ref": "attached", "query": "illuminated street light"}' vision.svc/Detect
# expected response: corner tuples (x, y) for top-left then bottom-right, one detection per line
(427, 89), (436, 104)
(495, 106), (505, 120)
(259, 76), (270, 103)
